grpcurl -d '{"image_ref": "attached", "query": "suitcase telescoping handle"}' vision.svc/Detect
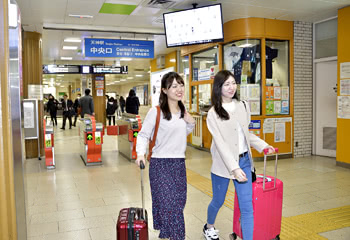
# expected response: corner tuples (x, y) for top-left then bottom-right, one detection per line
(140, 161), (146, 220)
(261, 148), (279, 191)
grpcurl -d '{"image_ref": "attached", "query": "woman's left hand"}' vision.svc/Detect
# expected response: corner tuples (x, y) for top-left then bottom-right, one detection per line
(263, 145), (275, 154)
(184, 110), (195, 124)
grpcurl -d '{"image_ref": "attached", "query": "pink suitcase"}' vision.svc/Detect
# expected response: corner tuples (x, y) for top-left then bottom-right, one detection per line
(231, 149), (283, 240)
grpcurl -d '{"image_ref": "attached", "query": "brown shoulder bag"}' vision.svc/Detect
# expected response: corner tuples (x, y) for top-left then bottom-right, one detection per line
(147, 106), (161, 161)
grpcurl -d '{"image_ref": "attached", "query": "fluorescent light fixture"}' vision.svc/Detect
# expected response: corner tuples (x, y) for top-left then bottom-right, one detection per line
(120, 79), (127, 81)
(64, 38), (81, 43)
(238, 43), (252, 48)
(206, 60), (214, 63)
(127, 77), (133, 79)
(69, 14), (93, 19)
(63, 46), (78, 50)
(114, 80), (120, 83)
(120, 58), (132, 61)
(182, 59), (188, 62)
(57, 74), (64, 77)
(9, 3), (18, 28)
(136, 75), (143, 77)
(170, 59), (176, 62)
(61, 57), (73, 60)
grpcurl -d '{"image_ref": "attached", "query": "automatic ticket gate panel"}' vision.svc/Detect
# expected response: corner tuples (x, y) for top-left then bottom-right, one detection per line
(116, 113), (141, 161)
(44, 118), (55, 169)
(79, 116), (104, 166)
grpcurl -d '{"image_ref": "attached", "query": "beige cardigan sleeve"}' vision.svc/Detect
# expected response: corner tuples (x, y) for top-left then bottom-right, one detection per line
(207, 110), (240, 173)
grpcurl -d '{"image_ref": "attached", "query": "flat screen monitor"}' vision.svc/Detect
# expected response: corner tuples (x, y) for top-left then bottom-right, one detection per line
(163, 4), (224, 48)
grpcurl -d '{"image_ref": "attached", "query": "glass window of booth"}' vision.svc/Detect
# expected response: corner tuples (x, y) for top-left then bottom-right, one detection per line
(199, 84), (211, 113)
(191, 86), (197, 112)
(180, 55), (190, 110)
(192, 47), (219, 82)
(265, 39), (290, 115)
(223, 39), (262, 115)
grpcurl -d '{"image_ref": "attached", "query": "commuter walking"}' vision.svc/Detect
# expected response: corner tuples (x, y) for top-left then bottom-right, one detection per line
(106, 97), (117, 125)
(72, 93), (81, 127)
(202, 70), (275, 240)
(136, 72), (195, 240)
(46, 95), (58, 126)
(60, 94), (73, 130)
(79, 89), (94, 118)
(125, 89), (140, 114)
(119, 96), (126, 113)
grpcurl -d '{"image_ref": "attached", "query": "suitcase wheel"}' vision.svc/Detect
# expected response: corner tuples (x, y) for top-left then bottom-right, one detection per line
(229, 232), (237, 240)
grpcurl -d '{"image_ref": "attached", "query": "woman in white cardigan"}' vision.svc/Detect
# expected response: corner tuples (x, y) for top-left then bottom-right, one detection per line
(203, 70), (274, 240)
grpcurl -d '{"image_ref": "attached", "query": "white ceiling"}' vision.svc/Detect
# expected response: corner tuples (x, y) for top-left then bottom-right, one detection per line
(15, 0), (350, 86)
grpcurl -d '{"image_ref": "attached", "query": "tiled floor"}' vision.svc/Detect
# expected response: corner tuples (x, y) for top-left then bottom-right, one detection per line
(24, 114), (350, 240)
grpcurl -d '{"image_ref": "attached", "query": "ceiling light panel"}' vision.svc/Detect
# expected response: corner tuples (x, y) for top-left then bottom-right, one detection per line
(64, 38), (81, 43)
(63, 46), (78, 50)
(61, 57), (73, 60)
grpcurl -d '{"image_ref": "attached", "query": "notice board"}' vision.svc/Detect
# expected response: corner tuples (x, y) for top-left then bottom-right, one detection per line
(23, 99), (39, 139)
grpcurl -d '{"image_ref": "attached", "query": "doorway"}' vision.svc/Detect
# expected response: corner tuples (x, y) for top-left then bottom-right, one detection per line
(314, 60), (337, 157)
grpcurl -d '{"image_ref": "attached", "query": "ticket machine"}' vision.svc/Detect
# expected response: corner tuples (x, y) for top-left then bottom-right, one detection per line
(43, 117), (55, 169)
(79, 115), (104, 166)
(116, 113), (142, 161)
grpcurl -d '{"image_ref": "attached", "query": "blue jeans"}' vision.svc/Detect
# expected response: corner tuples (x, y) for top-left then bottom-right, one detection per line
(207, 153), (253, 240)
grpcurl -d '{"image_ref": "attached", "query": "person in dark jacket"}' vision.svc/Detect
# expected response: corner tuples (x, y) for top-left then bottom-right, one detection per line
(106, 97), (117, 125)
(46, 95), (58, 126)
(60, 94), (74, 130)
(119, 96), (126, 113)
(126, 89), (140, 114)
(79, 89), (94, 118)
(72, 93), (81, 127)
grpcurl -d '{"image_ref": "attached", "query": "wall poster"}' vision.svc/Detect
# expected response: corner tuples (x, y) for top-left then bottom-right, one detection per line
(151, 67), (174, 107)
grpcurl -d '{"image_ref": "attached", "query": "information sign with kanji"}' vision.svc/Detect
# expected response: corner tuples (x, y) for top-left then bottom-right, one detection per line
(85, 38), (154, 58)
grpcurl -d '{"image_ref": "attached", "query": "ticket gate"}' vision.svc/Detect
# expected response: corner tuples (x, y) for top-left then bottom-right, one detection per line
(78, 115), (104, 166)
(43, 117), (55, 169)
(116, 113), (142, 161)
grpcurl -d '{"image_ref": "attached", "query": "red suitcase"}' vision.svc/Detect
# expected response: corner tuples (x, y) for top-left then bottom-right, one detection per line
(117, 162), (148, 240)
(231, 149), (283, 240)
(107, 125), (119, 135)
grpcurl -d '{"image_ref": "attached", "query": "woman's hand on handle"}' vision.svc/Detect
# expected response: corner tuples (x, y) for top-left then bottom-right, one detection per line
(263, 145), (276, 154)
(232, 168), (248, 182)
(136, 155), (146, 168)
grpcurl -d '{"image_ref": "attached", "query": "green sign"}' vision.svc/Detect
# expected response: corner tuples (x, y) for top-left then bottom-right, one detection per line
(95, 132), (101, 145)
(87, 133), (93, 141)
(45, 134), (52, 148)
(133, 131), (138, 138)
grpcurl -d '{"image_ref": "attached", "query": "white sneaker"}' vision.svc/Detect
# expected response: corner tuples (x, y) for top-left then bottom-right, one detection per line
(203, 224), (219, 240)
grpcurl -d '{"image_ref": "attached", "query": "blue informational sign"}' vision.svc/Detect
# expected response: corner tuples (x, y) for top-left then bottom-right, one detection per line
(249, 120), (261, 129)
(84, 38), (154, 58)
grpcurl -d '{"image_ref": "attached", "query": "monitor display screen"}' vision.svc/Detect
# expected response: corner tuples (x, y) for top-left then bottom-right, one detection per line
(163, 4), (224, 48)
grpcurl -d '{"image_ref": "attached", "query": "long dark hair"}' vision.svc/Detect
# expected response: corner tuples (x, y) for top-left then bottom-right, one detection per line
(212, 70), (238, 120)
(159, 72), (185, 120)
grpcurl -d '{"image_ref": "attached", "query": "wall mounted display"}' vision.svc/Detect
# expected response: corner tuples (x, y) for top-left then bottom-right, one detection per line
(163, 4), (223, 47)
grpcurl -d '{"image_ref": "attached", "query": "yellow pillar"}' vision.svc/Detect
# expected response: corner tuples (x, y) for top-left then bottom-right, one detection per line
(337, 6), (350, 168)
(0, 0), (18, 239)
(23, 31), (44, 158)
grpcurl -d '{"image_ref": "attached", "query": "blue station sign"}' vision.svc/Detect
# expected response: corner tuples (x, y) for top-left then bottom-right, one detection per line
(84, 38), (154, 58)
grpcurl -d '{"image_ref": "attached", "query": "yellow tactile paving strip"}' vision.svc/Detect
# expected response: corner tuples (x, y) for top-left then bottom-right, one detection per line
(186, 169), (350, 239)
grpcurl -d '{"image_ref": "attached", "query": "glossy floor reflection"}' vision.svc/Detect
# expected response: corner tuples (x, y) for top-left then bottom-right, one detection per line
(25, 118), (350, 240)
